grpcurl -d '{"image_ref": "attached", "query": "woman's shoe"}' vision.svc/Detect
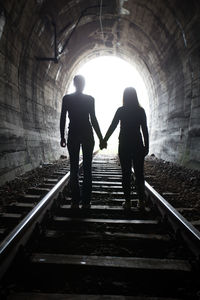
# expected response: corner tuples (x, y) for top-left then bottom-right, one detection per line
(122, 200), (131, 210)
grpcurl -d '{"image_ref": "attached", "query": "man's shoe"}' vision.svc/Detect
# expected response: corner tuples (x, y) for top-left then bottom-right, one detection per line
(81, 203), (91, 210)
(137, 200), (145, 211)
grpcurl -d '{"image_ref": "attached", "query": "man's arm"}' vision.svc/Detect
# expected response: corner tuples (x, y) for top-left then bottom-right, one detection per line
(90, 98), (103, 141)
(60, 96), (67, 147)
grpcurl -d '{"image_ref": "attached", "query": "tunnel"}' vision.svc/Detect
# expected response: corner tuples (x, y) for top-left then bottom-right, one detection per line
(0, 0), (200, 185)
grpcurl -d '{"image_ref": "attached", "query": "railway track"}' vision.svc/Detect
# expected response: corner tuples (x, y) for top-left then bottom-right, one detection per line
(0, 152), (200, 299)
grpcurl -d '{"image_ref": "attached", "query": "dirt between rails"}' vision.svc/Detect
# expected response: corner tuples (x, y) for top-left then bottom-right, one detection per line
(0, 157), (69, 211)
(0, 154), (200, 219)
(144, 155), (200, 220)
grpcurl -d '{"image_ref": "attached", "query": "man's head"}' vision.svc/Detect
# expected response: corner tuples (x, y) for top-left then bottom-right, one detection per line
(73, 75), (85, 93)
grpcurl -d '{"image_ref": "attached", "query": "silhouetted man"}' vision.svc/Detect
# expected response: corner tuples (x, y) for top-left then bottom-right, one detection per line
(60, 75), (103, 209)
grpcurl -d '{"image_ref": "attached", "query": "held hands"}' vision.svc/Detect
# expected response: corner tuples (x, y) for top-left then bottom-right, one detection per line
(60, 138), (66, 147)
(100, 138), (107, 150)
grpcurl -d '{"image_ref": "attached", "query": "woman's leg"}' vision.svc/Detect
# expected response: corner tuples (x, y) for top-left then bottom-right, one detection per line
(119, 144), (132, 202)
(132, 150), (145, 206)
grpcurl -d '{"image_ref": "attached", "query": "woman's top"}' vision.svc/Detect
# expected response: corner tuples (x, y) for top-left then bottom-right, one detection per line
(104, 106), (149, 150)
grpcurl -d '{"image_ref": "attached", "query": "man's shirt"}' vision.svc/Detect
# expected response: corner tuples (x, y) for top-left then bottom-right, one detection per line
(60, 92), (94, 140)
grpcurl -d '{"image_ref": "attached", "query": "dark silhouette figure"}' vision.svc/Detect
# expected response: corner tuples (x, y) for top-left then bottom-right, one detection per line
(60, 75), (103, 209)
(101, 87), (149, 210)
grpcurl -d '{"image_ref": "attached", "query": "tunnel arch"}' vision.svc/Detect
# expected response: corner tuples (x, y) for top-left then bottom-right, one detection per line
(66, 54), (151, 153)
(0, 0), (200, 184)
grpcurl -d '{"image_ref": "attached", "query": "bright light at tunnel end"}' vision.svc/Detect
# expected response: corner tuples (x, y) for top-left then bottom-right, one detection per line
(68, 56), (149, 152)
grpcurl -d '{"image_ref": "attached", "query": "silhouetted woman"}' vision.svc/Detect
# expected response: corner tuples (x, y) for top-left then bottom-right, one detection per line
(102, 87), (149, 209)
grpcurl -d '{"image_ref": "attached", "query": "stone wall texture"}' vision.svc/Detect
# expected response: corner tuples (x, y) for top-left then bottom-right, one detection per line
(0, 0), (200, 184)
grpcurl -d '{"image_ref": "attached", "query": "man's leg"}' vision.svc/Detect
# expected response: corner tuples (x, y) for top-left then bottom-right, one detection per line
(81, 138), (94, 206)
(67, 140), (81, 205)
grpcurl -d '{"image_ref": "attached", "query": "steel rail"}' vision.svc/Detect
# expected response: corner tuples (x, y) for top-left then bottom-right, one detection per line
(1, 151), (198, 282)
(0, 159), (83, 280)
(145, 180), (200, 261)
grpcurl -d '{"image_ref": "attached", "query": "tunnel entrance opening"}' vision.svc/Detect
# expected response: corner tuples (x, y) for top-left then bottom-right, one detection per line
(68, 56), (149, 153)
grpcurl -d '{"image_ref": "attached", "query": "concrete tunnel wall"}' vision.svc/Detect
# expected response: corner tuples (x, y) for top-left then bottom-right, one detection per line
(0, 0), (200, 185)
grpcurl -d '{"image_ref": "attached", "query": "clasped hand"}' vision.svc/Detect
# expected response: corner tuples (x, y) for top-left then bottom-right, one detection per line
(100, 139), (107, 150)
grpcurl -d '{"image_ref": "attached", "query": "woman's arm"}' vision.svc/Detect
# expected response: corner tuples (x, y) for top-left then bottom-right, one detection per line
(141, 110), (149, 155)
(104, 109), (120, 142)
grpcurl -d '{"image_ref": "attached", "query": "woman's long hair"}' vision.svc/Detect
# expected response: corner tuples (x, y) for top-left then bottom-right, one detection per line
(123, 87), (140, 108)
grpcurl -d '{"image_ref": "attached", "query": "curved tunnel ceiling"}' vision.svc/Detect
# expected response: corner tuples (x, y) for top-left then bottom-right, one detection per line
(31, 0), (197, 89)
(0, 0), (200, 184)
